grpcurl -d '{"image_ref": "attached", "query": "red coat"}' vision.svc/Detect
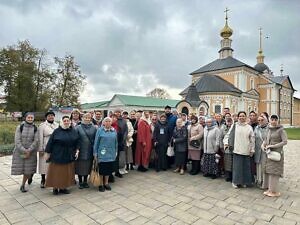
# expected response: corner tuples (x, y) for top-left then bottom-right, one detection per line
(135, 119), (152, 166)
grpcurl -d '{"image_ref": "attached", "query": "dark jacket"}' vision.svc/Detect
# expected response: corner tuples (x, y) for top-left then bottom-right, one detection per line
(166, 113), (177, 141)
(153, 121), (169, 147)
(76, 123), (97, 160)
(117, 117), (128, 151)
(45, 126), (79, 164)
(172, 126), (188, 153)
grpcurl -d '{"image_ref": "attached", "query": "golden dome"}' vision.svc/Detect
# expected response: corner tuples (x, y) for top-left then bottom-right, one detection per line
(220, 20), (233, 39)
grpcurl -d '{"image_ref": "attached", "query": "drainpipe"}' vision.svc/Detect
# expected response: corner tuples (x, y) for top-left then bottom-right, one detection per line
(278, 85), (282, 124)
(291, 91), (294, 126)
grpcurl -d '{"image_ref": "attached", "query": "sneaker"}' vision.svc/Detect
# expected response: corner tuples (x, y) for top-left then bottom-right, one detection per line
(232, 183), (238, 189)
(119, 169), (126, 175)
(267, 192), (281, 197)
(104, 184), (111, 191)
(173, 168), (180, 173)
(98, 185), (105, 192)
(180, 169), (185, 175)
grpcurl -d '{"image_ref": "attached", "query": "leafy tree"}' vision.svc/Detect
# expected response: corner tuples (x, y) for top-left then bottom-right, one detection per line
(52, 55), (86, 107)
(146, 88), (171, 99)
(0, 40), (39, 111)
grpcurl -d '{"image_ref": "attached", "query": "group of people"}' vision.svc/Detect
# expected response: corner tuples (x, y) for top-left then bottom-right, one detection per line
(11, 106), (287, 198)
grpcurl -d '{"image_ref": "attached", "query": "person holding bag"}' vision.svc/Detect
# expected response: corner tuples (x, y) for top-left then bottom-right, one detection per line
(187, 115), (203, 175)
(261, 115), (287, 197)
(93, 117), (117, 192)
(75, 113), (97, 189)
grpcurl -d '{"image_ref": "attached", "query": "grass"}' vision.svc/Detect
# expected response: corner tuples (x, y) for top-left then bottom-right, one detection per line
(285, 128), (300, 140)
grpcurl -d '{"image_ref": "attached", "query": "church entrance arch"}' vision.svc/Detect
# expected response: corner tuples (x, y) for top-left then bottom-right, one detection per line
(199, 101), (209, 115)
(181, 107), (189, 115)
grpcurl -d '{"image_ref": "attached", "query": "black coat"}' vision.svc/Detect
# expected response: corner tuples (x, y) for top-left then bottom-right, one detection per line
(117, 117), (128, 151)
(45, 126), (79, 164)
(153, 121), (169, 147)
(76, 123), (97, 160)
(172, 126), (188, 153)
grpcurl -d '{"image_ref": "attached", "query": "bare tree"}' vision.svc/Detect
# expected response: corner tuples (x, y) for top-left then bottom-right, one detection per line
(146, 88), (170, 99)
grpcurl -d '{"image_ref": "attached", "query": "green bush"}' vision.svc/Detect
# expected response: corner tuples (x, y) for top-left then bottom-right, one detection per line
(0, 129), (14, 144)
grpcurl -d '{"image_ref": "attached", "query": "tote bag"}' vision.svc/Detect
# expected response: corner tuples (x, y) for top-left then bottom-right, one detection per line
(89, 159), (101, 187)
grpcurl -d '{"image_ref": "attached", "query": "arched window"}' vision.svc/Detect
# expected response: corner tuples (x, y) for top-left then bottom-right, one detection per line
(182, 107), (189, 116)
(250, 79), (254, 89)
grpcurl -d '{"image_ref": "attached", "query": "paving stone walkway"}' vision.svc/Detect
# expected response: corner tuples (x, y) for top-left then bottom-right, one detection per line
(0, 140), (299, 225)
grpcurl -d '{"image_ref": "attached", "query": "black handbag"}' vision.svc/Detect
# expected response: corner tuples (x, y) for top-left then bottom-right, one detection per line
(190, 140), (200, 148)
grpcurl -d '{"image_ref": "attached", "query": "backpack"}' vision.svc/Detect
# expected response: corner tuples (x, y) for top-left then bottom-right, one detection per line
(20, 123), (37, 133)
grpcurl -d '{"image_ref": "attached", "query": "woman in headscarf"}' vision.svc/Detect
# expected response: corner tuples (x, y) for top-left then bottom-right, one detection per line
(201, 117), (220, 179)
(172, 118), (188, 175)
(11, 112), (39, 192)
(75, 113), (97, 189)
(224, 111), (255, 188)
(93, 117), (117, 192)
(135, 111), (152, 172)
(38, 111), (58, 188)
(254, 115), (269, 188)
(45, 116), (79, 195)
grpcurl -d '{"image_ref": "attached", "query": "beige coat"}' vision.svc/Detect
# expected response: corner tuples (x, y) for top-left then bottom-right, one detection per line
(187, 123), (204, 151)
(126, 120), (134, 147)
(265, 125), (287, 177)
(37, 121), (58, 174)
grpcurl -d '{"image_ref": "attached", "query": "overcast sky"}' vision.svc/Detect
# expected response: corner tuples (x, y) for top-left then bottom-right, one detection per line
(0, 0), (299, 103)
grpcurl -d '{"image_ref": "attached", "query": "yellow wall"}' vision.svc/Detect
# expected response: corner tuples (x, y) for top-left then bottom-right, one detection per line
(293, 98), (300, 126)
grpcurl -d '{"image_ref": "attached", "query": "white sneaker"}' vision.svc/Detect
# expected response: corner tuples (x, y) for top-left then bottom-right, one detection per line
(124, 170), (129, 174)
(119, 169), (126, 175)
(232, 183), (238, 188)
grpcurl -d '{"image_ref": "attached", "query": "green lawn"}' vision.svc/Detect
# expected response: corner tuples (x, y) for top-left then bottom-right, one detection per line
(285, 128), (300, 140)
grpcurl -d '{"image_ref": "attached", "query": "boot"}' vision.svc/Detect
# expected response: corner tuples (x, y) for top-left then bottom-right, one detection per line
(189, 160), (196, 175)
(190, 160), (200, 175)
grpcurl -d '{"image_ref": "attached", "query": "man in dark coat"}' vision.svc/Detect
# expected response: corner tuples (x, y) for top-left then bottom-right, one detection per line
(153, 114), (169, 172)
(164, 105), (177, 167)
(114, 109), (128, 178)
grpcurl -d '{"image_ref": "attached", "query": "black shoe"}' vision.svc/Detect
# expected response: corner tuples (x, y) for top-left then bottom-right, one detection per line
(190, 170), (199, 175)
(211, 175), (217, 179)
(225, 177), (232, 182)
(83, 182), (89, 188)
(28, 175), (33, 185)
(20, 185), (27, 193)
(40, 180), (45, 188)
(130, 164), (134, 170)
(59, 189), (70, 194)
(98, 185), (105, 192)
(104, 184), (111, 191)
(115, 172), (123, 178)
(79, 183), (84, 189)
(137, 166), (143, 171)
(203, 174), (210, 177)
(108, 175), (115, 183)
(53, 188), (59, 195)
(125, 164), (129, 171)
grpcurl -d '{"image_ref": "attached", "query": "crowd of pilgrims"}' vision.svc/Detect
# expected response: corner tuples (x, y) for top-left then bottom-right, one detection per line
(11, 106), (287, 197)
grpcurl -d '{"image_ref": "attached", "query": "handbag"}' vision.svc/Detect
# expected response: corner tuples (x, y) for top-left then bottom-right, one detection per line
(190, 140), (200, 148)
(267, 150), (281, 162)
(89, 159), (101, 187)
(166, 146), (174, 157)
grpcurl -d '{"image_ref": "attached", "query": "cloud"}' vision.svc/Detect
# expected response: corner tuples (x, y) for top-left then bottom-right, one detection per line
(0, 0), (299, 101)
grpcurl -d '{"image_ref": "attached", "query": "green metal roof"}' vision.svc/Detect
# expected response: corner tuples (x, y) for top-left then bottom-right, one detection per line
(80, 101), (109, 110)
(113, 94), (180, 107)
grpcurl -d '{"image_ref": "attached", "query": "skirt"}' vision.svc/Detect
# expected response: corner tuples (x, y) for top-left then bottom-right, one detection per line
(201, 153), (219, 175)
(224, 152), (233, 172)
(46, 162), (75, 189)
(175, 151), (186, 166)
(188, 149), (201, 160)
(125, 146), (133, 164)
(75, 159), (92, 176)
(99, 161), (114, 176)
(37, 152), (48, 174)
(232, 154), (254, 185)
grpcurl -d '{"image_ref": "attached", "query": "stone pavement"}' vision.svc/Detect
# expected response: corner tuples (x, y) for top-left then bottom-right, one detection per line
(0, 141), (299, 225)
